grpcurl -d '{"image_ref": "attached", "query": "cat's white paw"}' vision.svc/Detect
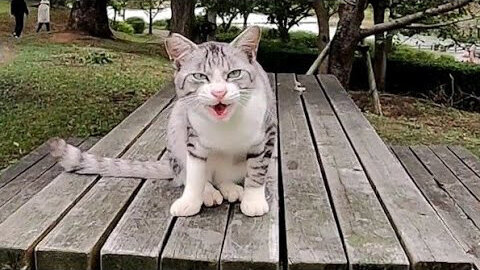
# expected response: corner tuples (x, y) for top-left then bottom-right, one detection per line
(203, 186), (223, 207)
(170, 197), (202, 217)
(240, 188), (269, 217)
(219, 183), (244, 203)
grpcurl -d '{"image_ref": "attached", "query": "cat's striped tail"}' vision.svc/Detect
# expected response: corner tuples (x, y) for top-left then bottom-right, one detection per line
(49, 138), (174, 179)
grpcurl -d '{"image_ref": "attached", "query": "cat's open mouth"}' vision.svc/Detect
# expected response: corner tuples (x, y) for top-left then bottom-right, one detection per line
(209, 103), (230, 118)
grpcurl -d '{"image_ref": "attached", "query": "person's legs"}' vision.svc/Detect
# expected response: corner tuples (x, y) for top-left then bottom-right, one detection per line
(46, 23), (50, 32)
(14, 14), (24, 37)
(37, 23), (43, 32)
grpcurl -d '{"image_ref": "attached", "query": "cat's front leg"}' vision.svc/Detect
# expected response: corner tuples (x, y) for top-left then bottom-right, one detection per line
(170, 130), (209, 216)
(241, 125), (276, 217)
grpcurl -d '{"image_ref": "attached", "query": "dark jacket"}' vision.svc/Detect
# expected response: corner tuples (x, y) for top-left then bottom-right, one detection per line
(11, 0), (29, 16)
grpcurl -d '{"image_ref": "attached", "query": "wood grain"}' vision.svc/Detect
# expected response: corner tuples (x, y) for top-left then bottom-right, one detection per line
(318, 74), (472, 270)
(448, 146), (480, 177)
(35, 105), (173, 270)
(160, 204), (230, 270)
(277, 73), (346, 270)
(300, 75), (408, 269)
(0, 86), (174, 270)
(0, 138), (98, 223)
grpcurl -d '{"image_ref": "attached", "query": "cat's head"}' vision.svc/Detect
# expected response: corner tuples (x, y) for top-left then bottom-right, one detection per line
(165, 26), (261, 122)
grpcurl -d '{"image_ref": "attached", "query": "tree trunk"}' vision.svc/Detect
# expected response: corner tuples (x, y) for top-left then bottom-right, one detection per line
(68, 0), (112, 38)
(372, 1), (387, 92)
(279, 26), (290, 42)
(170, 0), (196, 39)
(149, 7), (153, 35)
(312, 0), (330, 73)
(207, 9), (217, 41)
(243, 13), (249, 29)
(328, 0), (367, 87)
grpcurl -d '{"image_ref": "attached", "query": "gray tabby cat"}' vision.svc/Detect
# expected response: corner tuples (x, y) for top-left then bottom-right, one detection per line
(50, 26), (277, 217)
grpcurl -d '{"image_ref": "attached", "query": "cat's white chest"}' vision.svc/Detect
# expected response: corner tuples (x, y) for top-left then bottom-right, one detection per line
(189, 91), (267, 153)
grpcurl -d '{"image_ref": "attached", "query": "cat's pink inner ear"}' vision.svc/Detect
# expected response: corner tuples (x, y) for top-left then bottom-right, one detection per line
(230, 26), (261, 60)
(165, 33), (198, 61)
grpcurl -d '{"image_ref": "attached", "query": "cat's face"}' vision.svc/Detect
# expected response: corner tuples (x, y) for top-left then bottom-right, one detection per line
(165, 27), (261, 122)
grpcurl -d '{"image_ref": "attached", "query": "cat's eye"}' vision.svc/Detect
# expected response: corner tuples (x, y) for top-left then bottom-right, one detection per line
(227, 70), (242, 79)
(192, 73), (208, 81)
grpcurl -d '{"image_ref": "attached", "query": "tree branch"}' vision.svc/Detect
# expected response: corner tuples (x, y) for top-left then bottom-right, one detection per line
(405, 15), (480, 29)
(360, 0), (474, 38)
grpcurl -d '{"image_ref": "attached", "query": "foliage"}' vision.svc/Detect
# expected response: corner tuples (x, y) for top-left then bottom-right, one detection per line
(126, 17), (146, 34)
(153, 19), (168, 29)
(256, 0), (312, 42)
(0, 41), (171, 169)
(200, 0), (241, 31)
(289, 31), (318, 49)
(111, 21), (134, 34)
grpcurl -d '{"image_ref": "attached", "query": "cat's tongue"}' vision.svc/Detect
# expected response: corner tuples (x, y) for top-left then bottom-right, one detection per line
(212, 103), (228, 116)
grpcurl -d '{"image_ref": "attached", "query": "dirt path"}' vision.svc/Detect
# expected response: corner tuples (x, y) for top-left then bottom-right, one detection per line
(0, 42), (15, 65)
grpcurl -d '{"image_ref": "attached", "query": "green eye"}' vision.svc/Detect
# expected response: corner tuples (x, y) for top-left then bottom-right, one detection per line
(192, 73), (208, 81)
(227, 70), (242, 79)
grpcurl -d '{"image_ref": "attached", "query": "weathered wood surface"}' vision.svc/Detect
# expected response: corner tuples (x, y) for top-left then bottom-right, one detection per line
(318, 74), (472, 270)
(0, 87), (174, 270)
(0, 141), (51, 189)
(299, 75), (408, 269)
(411, 146), (480, 234)
(431, 146), (480, 201)
(0, 138), (98, 223)
(220, 73), (280, 270)
(277, 73), (346, 270)
(392, 146), (480, 269)
(160, 204), (230, 270)
(0, 138), (84, 208)
(449, 146), (480, 177)
(35, 106), (173, 270)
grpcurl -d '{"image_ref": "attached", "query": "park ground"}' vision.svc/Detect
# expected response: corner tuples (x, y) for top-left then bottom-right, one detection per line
(0, 3), (478, 169)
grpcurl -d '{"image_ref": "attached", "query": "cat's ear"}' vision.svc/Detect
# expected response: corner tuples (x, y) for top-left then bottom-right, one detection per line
(165, 33), (198, 62)
(230, 26), (261, 61)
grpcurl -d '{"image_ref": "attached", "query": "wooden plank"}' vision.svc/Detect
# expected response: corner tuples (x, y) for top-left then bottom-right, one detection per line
(0, 86), (175, 270)
(0, 138), (85, 207)
(300, 75), (408, 269)
(35, 106), (173, 270)
(0, 141), (51, 189)
(160, 204), (230, 270)
(392, 146), (480, 269)
(318, 74), (472, 270)
(100, 179), (181, 270)
(220, 73), (280, 270)
(277, 73), (346, 269)
(449, 146), (480, 178)
(0, 137), (98, 223)
(431, 145), (480, 202)
(411, 146), (480, 230)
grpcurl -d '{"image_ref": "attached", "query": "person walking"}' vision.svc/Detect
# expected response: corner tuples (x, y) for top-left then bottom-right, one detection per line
(11, 0), (29, 38)
(36, 0), (50, 32)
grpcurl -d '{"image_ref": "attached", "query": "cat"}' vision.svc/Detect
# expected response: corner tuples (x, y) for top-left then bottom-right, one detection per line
(49, 26), (277, 217)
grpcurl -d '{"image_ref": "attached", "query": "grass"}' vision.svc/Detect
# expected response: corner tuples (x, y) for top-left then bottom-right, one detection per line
(0, 7), (172, 169)
(352, 92), (480, 158)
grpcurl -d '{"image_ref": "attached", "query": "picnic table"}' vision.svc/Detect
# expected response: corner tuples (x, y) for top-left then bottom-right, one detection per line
(0, 74), (477, 270)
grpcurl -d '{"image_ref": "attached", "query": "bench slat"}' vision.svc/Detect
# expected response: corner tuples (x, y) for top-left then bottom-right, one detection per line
(431, 146), (480, 201)
(299, 75), (409, 269)
(0, 137), (98, 223)
(277, 73), (347, 269)
(411, 146), (480, 231)
(0, 87), (174, 270)
(448, 146), (480, 180)
(160, 204), (230, 270)
(0, 138), (84, 207)
(0, 141), (51, 189)
(319, 74), (472, 269)
(392, 146), (480, 268)
(220, 73), (280, 270)
(35, 105), (173, 270)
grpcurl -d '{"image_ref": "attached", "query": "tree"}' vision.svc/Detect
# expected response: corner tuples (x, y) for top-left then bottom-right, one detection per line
(201, 0), (241, 32)
(327, 0), (474, 87)
(312, 0), (338, 73)
(170, 0), (196, 39)
(258, 0), (312, 42)
(237, 0), (257, 29)
(69, 0), (113, 38)
(140, 0), (164, 35)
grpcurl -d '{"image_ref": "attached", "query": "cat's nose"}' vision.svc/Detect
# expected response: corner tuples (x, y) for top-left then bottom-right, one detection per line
(211, 89), (226, 100)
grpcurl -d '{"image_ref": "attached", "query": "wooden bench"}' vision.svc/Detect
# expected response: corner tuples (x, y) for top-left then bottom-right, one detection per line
(0, 74), (476, 270)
